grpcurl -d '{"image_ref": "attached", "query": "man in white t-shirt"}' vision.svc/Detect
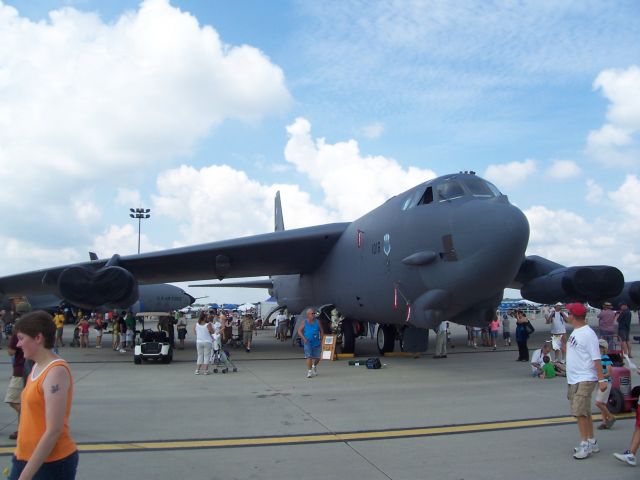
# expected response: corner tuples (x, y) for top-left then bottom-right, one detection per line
(434, 321), (448, 358)
(564, 303), (607, 460)
(547, 302), (568, 363)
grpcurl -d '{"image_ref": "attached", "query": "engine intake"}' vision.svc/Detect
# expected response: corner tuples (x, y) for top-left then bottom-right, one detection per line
(520, 266), (623, 304)
(57, 265), (139, 309)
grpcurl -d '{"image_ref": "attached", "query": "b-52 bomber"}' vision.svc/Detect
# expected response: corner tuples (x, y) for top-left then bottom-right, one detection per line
(0, 172), (637, 354)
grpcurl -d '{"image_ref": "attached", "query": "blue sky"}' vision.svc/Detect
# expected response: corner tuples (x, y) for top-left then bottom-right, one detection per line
(0, 0), (639, 304)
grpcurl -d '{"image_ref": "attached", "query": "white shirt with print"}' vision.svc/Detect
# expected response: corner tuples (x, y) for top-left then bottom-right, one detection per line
(566, 325), (600, 384)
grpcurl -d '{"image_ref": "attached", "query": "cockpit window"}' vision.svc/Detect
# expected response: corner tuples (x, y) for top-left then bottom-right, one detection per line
(464, 177), (500, 197)
(417, 186), (433, 205)
(435, 180), (465, 201)
(401, 188), (425, 210)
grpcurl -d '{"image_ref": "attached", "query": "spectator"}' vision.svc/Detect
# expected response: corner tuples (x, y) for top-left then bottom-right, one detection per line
(111, 313), (121, 351)
(564, 302), (607, 460)
(597, 302), (618, 338)
(434, 321), (447, 358)
(124, 312), (136, 349)
(489, 315), (500, 350)
(539, 356), (556, 379)
(617, 303), (632, 358)
(298, 308), (324, 378)
(5, 331), (25, 440)
(595, 338), (616, 430)
(176, 315), (188, 350)
(546, 302), (568, 363)
(275, 310), (288, 342)
(531, 342), (553, 377)
(502, 312), (511, 347)
(515, 311), (534, 362)
(10, 311), (78, 479)
(77, 316), (89, 348)
(194, 315), (213, 375)
(94, 313), (104, 349)
(241, 314), (255, 352)
(53, 310), (65, 349)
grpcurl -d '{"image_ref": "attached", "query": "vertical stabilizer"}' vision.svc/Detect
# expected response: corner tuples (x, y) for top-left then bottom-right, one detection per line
(275, 191), (285, 231)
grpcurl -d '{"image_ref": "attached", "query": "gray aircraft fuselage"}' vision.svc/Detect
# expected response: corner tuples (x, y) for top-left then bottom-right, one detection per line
(272, 173), (529, 329)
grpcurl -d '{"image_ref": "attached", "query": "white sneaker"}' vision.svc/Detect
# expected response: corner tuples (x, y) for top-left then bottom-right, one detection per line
(588, 439), (600, 453)
(613, 451), (637, 466)
(194, 370), (200, 375)
(573, 442), (590, 459)
(119, 348), (126, 353)
(312, 365), (318, 376)
(306, 370), (312, 378)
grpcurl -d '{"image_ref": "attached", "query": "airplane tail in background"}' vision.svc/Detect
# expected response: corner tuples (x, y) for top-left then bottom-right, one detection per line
(275, 191), (285, 231)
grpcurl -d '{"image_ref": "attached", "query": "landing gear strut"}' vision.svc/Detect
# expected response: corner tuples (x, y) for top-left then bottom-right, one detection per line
(341, 319), (356, 354)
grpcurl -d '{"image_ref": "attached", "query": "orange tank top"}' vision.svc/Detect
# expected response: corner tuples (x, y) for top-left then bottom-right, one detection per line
(15, 358), (76, 462)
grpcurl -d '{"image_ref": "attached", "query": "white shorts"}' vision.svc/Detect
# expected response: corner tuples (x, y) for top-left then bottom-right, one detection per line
(551, 334), (564, 351)
(94, 329), (102, 337)
(594, 382), (612, 403)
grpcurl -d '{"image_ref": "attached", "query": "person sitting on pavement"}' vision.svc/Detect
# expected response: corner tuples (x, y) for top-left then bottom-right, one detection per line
(539, 356), (556, 379)
(531, 341), (565, 377)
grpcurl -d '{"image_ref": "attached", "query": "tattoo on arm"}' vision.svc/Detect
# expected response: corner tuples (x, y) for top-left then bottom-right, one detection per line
(50, 384), (60, 394)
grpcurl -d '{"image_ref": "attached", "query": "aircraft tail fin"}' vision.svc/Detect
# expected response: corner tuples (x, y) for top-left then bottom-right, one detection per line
(89, 252), (98, 261)
(275, 191), (285, 231)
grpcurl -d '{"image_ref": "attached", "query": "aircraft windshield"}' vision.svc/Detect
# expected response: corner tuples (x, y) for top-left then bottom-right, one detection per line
(435, 180), (465, 201)
(463, 177), (502, 197)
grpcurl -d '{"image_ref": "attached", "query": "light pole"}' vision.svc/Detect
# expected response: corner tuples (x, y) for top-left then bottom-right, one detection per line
(129, 208), (151, 254)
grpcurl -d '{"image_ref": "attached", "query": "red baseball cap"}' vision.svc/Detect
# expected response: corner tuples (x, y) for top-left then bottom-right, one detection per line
(566, 303), (587, 317)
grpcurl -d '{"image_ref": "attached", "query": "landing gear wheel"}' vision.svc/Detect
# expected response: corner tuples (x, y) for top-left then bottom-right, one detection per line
(377, 325), (396, 354)
(608, 388), (624, 414)
(341, 320), (356, 354)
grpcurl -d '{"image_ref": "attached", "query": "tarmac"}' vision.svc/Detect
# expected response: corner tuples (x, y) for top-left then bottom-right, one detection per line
(0, 312), (639, 479)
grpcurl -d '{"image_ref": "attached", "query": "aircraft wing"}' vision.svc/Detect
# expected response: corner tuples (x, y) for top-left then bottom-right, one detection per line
(510, 255), (625, 304)
(0, 223), (349, 307)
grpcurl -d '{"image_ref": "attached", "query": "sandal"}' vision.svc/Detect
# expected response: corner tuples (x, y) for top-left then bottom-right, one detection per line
(597, 423), (608, 430)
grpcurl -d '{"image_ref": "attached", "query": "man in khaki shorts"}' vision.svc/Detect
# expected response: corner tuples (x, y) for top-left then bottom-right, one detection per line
(241, 314), (254, 353)
(565, 302), (607, 459)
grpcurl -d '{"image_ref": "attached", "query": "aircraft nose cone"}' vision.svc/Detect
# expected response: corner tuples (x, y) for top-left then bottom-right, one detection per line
(187, 293), (196, 305)
(451, 199), (530, 289)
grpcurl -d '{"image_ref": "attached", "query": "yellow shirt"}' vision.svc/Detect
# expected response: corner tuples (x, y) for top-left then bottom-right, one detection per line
(54, 314), (65, 329)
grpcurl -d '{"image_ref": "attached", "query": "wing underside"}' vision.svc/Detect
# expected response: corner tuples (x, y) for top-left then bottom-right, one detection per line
(0, 223), (349, 300)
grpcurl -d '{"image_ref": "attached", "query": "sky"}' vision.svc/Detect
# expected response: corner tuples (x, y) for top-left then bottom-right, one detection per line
(0, 0), (639, 305)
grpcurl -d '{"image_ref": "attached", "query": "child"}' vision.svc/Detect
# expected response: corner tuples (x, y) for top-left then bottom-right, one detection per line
(539, 355), (556, 379)
(595, 338), (616, 430)
(70, 326), (81, 347)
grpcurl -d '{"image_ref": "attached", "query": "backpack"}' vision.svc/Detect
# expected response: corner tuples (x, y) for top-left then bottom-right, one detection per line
(366, 357), (382, 369)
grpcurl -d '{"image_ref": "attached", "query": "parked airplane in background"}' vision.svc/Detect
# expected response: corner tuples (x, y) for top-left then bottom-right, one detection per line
(0, 172), (637, 354)
(0, 283), (195, 315)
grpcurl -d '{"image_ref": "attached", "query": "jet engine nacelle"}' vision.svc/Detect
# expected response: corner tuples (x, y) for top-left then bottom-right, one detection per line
(57, 265), (139, 309)
(590, 281), (640, 310)
(520, 266), (624, 304)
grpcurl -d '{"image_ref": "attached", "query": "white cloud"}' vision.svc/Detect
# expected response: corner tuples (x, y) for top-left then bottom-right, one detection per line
(0, 0), (291, 275)
(91, 224), (162, 257)
(483, 159), (536, 190)
(585, 179), (604, 204)
(586, 65), (640, 166)
(546, 160), (581, 180)
(73, 200), (101, 224)
(116, 189), (143, 207)
(361, 122), (385, 139)
(152, 164), (335, 247)
(608, 174), (640, 223)
(0, 235), (82, 274)
(284, 117), (436, 220)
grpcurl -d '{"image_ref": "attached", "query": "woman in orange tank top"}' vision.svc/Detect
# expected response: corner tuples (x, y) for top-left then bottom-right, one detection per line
(10, 311), (78, 480)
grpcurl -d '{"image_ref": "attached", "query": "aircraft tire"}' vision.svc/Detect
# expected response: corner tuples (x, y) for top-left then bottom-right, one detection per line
(376, 325), (395, 354)
(341, 320), (356, 354)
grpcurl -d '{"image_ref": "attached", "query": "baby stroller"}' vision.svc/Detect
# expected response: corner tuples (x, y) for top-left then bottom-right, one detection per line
(209, 344), (237, 373)
(70, 327), (81, 347)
